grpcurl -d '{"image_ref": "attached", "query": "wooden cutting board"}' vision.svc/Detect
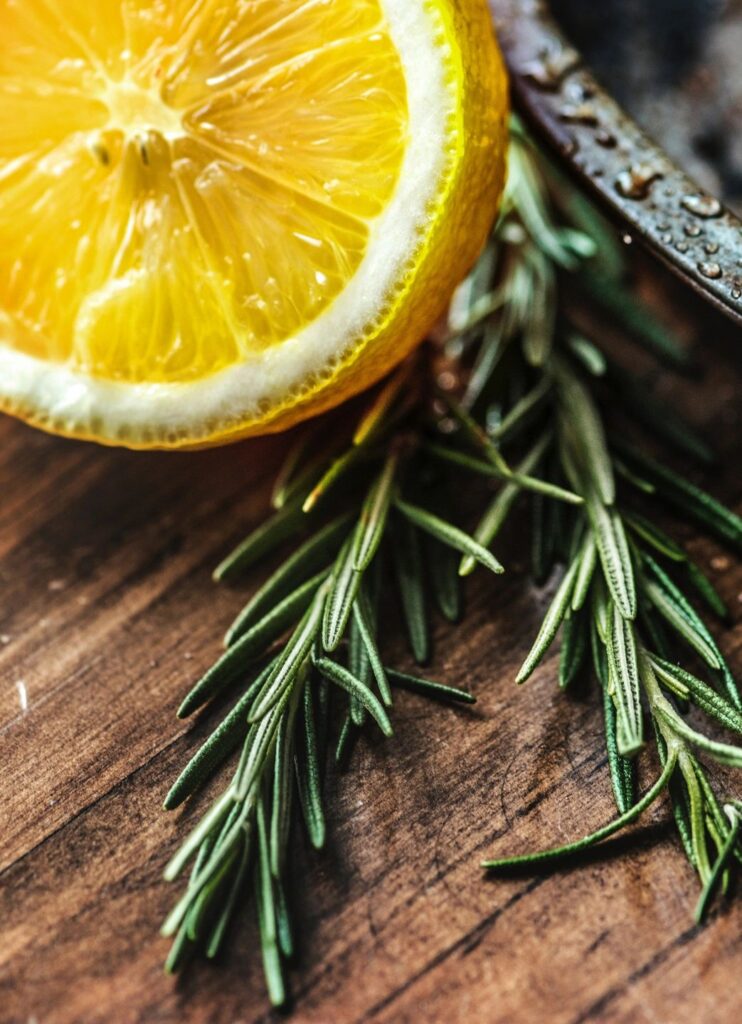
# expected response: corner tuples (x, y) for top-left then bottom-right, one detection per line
(1, 257), (740, 1024)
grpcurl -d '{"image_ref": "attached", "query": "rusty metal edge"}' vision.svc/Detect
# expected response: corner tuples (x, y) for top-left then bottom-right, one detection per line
(488, 0), (742, 326)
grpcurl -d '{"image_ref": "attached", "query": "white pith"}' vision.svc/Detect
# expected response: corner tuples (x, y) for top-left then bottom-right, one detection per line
(0, 1), (457, 446)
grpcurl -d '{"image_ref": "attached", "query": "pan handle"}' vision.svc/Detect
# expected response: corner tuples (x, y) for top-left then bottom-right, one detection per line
(488, 0), (742, 326)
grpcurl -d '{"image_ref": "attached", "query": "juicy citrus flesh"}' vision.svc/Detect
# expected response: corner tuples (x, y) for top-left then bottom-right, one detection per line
(0, 0), (508, 448)
(1, 0), (408, 383)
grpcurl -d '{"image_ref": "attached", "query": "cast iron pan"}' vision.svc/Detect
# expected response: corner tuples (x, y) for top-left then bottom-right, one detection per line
(488, 0), (742, 326)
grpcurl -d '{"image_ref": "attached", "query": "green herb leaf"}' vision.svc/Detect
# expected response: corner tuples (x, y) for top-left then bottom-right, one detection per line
(214, 501), (306, 582)
(650, 657), (742, 734)
(616, 441), (742, 552)
(352, 589), (392, 706)
(517, 556), (580, 683)
(353, 452), (398, 571)
(322, 539), (362, 653)
(685, 560), (729, 621)
(205, 840), (250, 959)
(225, 515), (351, 644)
(566, 334), (607, 377)
(459, 432), (554, 576)
(508, 138), (580, 269)
(530, 491), (551, 585)
(394, 497), (505, 577)
(354, 360), (415, 446)
(644, 579), (721, 671)
(334, 710), (357, 766)
(179, 570), (328, 718)
(521, 249), (556, 366)
(601, 671), (636, 814)
(559, 613), (587, 690)
(427, 525), (462, 624)
(557, 362), (615, 505)
(303, 447), (365, 514)
(386, 668), (476, 705)
(586, 496), (637, 621)
(255, 803), (286, 1007)
(392, 514), (430, 664)
(655, 704), (742, 768)
(271, 420), (327, 510)
(295, 678), (326, 849)
(270, 702), (297, 877)
(313, 658), (393, 738)
(678, 753), (712, 882)
(695, 806), (741, 922)
(489, 375), (553, 444)
(236, 689), (295, 799)
(165, 660), (276, 810)
(571, 532), (597, 611)
(642, 555), (727, 671)
(249, 592), (325, 723)
(625, 512), (687, 562)
(605, 604), (643, 756)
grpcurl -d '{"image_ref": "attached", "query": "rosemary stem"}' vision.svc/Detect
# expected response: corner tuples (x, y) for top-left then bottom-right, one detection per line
(481, 752), (678, 870)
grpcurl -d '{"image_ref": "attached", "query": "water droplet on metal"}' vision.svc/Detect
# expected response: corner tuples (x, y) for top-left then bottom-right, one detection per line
(681, 194), (722, 219)
(595, 128), (617, 148)
(683, 223), (701, 238)
(704, 241), (719, 255)
(697, 260), (722, 279)
(675, 240), (689, 253)
(657, 222), (670, 232)
(563, 79), (593, 101)
(622, 233), (633, 246)
(661, 233), (673, 245)
(559, 101), (598, 125)
(615, 163), (664, 200)
(522, 44), (580, 90)
(732, 288), (742, 301)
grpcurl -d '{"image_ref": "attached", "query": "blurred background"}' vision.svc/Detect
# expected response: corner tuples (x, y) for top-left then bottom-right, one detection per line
(552, 0), (742, 212)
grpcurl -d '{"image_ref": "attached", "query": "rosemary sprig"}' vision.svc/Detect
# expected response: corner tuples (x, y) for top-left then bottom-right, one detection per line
(162, 360), (504, 1004)
(466, 129), (741, 908)
(162, 123), (741, 1005)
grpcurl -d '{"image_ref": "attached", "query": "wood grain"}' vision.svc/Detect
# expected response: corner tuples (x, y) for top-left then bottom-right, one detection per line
(0, 260), (740, 1024)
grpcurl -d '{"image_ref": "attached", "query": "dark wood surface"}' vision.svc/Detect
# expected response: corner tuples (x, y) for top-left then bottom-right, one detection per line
(1, 263), (740, 1024)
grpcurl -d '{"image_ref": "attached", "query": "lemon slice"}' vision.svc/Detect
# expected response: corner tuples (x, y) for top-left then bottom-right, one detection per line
(0, 0), (508, 449)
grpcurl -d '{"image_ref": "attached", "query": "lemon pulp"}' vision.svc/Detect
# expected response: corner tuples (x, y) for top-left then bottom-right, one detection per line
(1, 0), (408, 384)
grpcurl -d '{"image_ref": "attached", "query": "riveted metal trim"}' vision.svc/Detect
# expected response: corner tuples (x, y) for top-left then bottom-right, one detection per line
(488, 0), (742, 325)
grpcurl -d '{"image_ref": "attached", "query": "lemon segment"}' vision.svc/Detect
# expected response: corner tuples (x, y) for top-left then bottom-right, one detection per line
(0, 0), (508, 448)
